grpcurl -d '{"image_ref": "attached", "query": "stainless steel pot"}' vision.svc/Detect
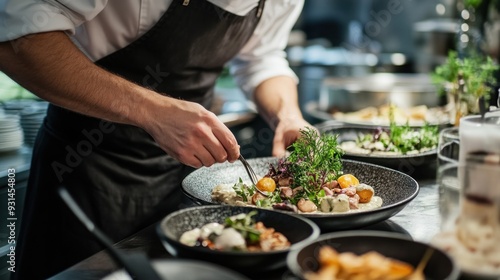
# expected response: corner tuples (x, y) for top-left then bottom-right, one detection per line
(319, 73), (442, 112)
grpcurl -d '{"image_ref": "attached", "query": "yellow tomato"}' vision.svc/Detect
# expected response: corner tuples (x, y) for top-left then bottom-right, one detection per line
(256, 177), (276, 192)
(337, 174), (359, 189)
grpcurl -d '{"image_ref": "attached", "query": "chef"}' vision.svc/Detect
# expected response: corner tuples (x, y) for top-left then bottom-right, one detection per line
(0, 0), (310, 279)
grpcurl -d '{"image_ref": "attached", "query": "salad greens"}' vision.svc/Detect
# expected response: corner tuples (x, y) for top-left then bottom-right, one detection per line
(233, 178), (282, 206)
(389, 122), (438, 154)
(224, 211), (261, 243)
(233, 178), (254, 202)
(353, 104), (438, 155)
(356, 122), (438, 155)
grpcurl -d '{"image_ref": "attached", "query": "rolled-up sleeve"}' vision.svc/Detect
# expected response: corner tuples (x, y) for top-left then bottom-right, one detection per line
(229, 0), (303, 97)
(0, 0), (107, 42)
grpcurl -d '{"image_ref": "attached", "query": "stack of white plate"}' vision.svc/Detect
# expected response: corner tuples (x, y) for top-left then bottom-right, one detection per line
(2, 99), (49, 147)
(0, 111), (24, 153)
(2, 99), (40, 115)
(20, 101), (48, 146)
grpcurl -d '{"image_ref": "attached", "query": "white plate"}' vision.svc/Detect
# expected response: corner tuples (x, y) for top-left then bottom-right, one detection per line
(103, 259), (250, 280)
(0, 143), (23, 153)
(0, 132), (23, 142)
(305, 101), (450, 127)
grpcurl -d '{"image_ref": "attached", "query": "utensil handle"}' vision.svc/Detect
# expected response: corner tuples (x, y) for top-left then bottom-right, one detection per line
(57, 187), (124, 260)
(57, 187), (163, 280)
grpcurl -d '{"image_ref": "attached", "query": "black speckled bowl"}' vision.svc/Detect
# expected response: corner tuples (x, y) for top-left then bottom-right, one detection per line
(181, 157), (419, 232)
(287, 231), (460, 280)
(315, 121), (438, 171)
(156, 205), (320, 273)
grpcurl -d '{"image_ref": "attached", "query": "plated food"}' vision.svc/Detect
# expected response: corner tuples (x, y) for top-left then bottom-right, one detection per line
(306, 102), (449, 127)
(315, 122), (439, 170)
(338, 122), (438, 156)
(182, 159), (419, 231)
(329, 104), (448, 127)
(432, 197), (500, 277)
(179, 211), (290, 252)
(287, 231), (460, 280)
(157, 205), (319, 272)
(432, 152), (500, 277)
(305, 246), (422, 280)
(211, 128), (383, 214)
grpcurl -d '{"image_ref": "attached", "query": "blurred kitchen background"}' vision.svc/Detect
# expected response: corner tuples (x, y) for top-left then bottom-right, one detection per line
(1, 0), (500, 277)
(221, 0), (500, 157)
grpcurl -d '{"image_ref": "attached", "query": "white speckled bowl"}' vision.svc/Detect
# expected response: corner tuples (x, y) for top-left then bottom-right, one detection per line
(181, 157), (419, 232)
(156, 205), (320, 273)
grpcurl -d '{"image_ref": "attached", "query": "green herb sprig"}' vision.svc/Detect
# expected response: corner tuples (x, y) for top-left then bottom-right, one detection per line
(389, 122), (438, 154)
(388, 105), (438, 154)
(285, 127), (344, 204)
(224, 211), (261, 243)
(233, 178), (254, 202)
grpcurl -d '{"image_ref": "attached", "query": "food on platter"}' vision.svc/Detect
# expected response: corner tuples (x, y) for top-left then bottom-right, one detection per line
(339, 122), (438, 156)
(432, 195), (500, 275)
(211, 128), (383, 214)
(304, 246), (422, 280)
(432, 152), (500, 276)
(179, 211), (290, 252)
(431, 151), (500, 274)
(330, 104), (448, 126)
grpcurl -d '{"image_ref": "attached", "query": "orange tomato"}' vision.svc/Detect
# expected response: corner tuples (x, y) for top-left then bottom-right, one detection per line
(256, 177), (276, 192)
(337, 174), (359, 189)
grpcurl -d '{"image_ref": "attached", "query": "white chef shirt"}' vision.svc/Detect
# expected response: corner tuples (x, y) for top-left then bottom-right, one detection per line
(0, 0), (303, 95)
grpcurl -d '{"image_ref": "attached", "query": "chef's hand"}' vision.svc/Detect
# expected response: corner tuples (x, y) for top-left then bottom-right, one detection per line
(142, 98), (240, 168)
(250, 76), (317, 158)
(271, 116), (316, 158)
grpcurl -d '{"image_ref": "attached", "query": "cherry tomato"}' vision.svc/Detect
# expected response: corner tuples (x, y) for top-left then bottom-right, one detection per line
(337, 174), (359, 189)
(256, 177), (276, 192)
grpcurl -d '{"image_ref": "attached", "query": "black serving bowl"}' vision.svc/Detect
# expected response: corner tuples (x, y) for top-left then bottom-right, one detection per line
(287, 230), (460, 280)
(315, 121), (438, 172)
(182, 157), (419, 232)
(156, 205), (320, 273)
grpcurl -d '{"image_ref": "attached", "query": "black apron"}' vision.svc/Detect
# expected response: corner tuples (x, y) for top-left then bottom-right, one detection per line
(13, 1), (265, 279)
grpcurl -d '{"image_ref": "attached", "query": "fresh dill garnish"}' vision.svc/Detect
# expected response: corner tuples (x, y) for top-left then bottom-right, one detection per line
(285, 127), (344, 204)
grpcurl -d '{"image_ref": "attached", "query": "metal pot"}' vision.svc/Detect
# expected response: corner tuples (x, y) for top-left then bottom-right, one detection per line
(413, 19), (460, 73)
(318, 73), (443, 113)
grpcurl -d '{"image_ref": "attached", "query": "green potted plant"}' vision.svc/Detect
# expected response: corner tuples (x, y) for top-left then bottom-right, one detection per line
(432, 50), (498, 125)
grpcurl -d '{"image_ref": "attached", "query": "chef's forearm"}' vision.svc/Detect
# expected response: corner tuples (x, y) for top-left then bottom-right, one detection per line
(0, 31), (162, 128)
(253, 76), (303, 130)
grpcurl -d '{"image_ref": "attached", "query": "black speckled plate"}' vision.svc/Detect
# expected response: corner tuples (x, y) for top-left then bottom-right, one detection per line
(315, 121), (438, 171)
(156, 205), (320, 273)
(287, 231), (460, 280)
(181, 157), (419, 232)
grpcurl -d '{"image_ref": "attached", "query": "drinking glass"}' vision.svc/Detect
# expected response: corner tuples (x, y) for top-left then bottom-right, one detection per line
(437, 163), (460, 232)
(437, 127), (459, 167)
(436, 127), (461, 233)
(459, 115), (500, 167)
(434, 153), (500, 277)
